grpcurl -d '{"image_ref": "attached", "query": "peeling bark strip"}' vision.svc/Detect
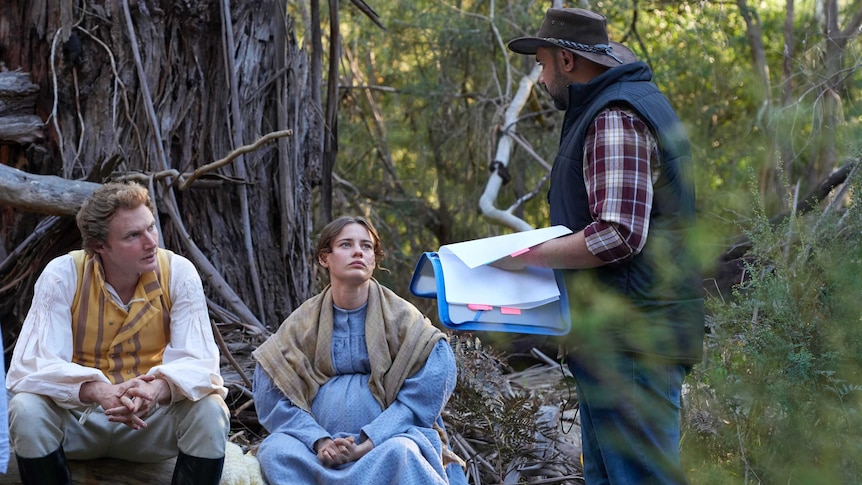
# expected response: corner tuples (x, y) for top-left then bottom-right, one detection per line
(0, 71), (44, 143)
(0, 71), (39, 109)
(0, 116), (44, 143)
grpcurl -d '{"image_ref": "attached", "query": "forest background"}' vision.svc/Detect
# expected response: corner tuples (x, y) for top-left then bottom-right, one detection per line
(1, 0), (861, 483)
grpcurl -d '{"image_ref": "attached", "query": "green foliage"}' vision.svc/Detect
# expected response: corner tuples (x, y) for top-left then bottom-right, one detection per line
(447, 335), (551, 482)
(684, 167), (862, 483)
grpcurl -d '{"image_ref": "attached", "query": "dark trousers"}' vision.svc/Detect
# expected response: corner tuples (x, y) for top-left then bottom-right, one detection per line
(569, 352), (690, 485)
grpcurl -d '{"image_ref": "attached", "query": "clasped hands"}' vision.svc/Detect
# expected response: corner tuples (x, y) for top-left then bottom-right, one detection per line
(315, 436), (374, 468)
(80, 375), (169, 430)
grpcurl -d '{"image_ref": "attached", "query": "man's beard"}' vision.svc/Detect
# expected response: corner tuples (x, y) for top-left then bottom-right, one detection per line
(545, 73), (569, 111)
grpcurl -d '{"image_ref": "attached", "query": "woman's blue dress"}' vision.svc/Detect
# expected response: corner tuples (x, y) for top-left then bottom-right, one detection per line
(254, 304), (467, 484)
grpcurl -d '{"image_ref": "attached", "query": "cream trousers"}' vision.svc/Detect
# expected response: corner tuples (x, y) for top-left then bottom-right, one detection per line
(9, 392), (229, 461)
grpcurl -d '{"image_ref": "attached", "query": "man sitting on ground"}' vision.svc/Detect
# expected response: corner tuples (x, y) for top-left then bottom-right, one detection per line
(6, 181), (229, 485)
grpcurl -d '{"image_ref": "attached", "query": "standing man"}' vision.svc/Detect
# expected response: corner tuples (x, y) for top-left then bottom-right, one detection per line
(7, 181), (230, 484)
(500, 8), (704, 484)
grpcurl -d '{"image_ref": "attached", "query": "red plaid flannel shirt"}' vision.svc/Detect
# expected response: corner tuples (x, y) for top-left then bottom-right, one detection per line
(582, 107), (659, 263)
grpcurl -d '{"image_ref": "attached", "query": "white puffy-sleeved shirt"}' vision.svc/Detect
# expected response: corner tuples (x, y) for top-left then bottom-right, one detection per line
(6, 252), (227, 409)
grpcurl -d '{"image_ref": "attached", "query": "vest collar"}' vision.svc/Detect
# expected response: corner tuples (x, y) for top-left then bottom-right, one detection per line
(90, 253), (165, 309)
(564, 61), (652, 118)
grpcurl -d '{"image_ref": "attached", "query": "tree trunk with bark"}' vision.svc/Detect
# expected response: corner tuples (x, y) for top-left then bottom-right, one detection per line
(0, 1), (322, 340)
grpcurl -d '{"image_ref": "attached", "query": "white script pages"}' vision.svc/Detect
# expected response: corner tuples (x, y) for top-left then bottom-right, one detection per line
(410, 226), (573, 335)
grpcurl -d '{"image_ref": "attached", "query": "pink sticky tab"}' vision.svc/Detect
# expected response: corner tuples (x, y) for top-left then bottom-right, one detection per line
(467, 304), (493, 311)
(500, 307), (521, 315)
(510, 248), (530, 258)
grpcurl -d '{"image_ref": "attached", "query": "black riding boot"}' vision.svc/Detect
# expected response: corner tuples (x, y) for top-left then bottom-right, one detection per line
(171, 451), (225, 485)
(15, 446), (72, 485)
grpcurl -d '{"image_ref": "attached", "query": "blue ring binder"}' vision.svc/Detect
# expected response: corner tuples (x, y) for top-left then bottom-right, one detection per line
(409, 252), (572, 336)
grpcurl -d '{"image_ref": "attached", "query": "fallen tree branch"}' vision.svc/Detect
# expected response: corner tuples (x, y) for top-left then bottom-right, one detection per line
(178, 129), (294, 190)
(207, 297), (267, 336)
(719, 158), (859, 262)
(0, 164), (98, 216)
(0, 165), (261, 216)
(211, 320), (254, 389)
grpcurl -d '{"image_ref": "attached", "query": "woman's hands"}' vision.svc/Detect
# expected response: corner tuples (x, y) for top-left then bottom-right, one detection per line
(315, 436), (374, 468)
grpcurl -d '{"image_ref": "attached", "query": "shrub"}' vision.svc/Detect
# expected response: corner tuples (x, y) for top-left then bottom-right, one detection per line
(684, 165), (862, 483)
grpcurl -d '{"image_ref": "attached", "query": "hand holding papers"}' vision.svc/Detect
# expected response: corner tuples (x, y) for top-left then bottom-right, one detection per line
(410, 226), (573, 335)
(437, 226), (570, 307)
(440, 225), (571, 269)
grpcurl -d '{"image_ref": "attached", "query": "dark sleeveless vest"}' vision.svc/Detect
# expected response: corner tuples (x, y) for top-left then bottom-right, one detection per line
(549, 62), (704, 364)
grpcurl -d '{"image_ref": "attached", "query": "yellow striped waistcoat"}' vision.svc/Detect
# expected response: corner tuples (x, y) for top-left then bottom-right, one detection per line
(69, 249), (173, 384)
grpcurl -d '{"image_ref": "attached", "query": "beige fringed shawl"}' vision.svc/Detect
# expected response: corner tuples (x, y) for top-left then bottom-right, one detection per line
(253, 279), (446, 414)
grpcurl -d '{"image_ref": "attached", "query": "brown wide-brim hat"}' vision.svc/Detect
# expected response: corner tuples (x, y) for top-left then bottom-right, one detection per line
(508, 8), (637, 67)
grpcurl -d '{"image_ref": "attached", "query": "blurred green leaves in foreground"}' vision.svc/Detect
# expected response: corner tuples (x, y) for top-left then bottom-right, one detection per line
(683, 168), (862, 483)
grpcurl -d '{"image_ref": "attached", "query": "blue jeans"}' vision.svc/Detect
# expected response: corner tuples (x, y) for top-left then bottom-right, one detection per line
(568, 352), (689, 485)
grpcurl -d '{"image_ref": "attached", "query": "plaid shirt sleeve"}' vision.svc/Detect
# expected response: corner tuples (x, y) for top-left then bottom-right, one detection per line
(582, 107), (659, 263)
